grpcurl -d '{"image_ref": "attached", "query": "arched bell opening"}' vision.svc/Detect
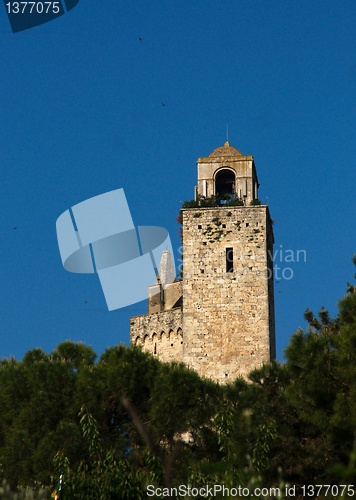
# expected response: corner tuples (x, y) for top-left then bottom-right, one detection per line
(215, 169), (236, 198)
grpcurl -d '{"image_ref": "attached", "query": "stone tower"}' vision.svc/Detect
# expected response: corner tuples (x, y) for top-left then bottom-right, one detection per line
(181, 141), (275, 381)
(130, 141), (275, 382)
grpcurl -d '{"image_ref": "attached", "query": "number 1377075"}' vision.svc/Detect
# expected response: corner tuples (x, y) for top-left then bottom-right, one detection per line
(301, 485), (355, 497)
(5, 2), (61, 14)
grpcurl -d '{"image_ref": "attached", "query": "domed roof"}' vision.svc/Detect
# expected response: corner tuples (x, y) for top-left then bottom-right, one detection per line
(209, 141), (242, 157)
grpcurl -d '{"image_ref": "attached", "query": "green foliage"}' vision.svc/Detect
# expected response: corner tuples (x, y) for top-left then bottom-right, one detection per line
(180, 194), (245, 210)
(52, 341), (97, 370)
(0, 480), (50, 499)
(181, 194), (220, 208)
(252, 421), (277, 472)
(225, 196), (244, 206)
(52, 406), (147, 498)
(0, 347), (83, 488)
(282, 257), (356, 484)
(0, 255), (355, 494)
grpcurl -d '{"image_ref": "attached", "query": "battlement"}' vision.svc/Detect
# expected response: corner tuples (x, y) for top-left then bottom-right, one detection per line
(130, 307), (183, 363)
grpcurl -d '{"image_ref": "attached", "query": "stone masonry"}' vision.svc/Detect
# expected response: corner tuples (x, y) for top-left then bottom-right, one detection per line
(182, 206), (275, 382)
(129, 141), (275, 382)
(130, 308), (183, 363)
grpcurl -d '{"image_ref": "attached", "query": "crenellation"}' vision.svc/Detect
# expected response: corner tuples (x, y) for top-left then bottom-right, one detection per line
(130, 308), (183, 363)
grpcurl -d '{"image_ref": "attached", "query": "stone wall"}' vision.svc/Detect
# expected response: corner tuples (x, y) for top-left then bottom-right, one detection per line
(148, 281), (182, 314)
(182, 205), (275, 382)
(130, 308), (183, 363)
(129, 205), (275, 383)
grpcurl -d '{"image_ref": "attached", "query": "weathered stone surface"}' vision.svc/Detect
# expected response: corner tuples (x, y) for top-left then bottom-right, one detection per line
(129, 143), (276, 383)
(196, 141), (258, 204)
(130, 308), (183, 363)
(182, 205), (275, 382)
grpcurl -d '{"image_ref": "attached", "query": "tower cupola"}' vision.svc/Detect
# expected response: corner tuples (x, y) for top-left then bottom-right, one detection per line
(196, 141), (259, 204)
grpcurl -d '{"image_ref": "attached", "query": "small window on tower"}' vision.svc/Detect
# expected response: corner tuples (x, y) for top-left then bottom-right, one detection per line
(226, 247), (233, 272)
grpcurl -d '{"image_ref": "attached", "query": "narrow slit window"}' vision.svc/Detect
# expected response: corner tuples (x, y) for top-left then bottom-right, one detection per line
(226, 247), (234, 272)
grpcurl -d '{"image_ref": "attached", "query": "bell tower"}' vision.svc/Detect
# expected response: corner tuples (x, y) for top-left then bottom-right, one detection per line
(196, 141), (259, 203)
(130, 140), (276, 383)
(182, 141), (275, 381)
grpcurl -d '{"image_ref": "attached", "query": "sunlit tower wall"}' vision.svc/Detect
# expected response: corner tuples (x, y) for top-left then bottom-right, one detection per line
(181, 142), (275, 382)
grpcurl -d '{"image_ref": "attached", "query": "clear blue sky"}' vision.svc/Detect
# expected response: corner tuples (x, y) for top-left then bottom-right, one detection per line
(0, 1), (355, 362)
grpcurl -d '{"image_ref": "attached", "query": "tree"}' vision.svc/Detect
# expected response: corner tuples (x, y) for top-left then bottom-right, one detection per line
(1, 256), (356, 494)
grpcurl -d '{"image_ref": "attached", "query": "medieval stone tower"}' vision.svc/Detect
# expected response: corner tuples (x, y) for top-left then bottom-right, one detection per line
(130, 141), (275, 382)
